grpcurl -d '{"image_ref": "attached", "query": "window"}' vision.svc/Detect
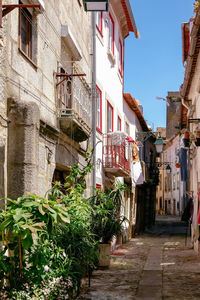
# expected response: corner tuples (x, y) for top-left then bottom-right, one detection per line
(177, 172), (180, 189)
(19, 1), (36, 63)
(108, 13), (114, 55)
(165, 176), (167, 192)
(96, 86), (102, 132)
(119, 39), (123, 75)
(107, 101), (113, 133)
(168, 174), (171, 191)
(117, 116), (121, 131)
(96, 12), (103, 35)
(125, 121), (130, 135)
(173, 174), (176, 190)
(59, 68), (72, 110)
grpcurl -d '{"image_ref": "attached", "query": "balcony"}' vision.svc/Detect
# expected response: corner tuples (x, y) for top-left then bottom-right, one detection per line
(57, 70), (92, 142)
(103, 132), (130, 177)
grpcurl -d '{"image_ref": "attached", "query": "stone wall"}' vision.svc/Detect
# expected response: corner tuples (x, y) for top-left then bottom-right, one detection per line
(0, 0), (92, 199)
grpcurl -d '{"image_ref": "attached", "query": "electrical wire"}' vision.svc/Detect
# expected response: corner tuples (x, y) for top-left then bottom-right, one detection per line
(0, 75), (56, 114)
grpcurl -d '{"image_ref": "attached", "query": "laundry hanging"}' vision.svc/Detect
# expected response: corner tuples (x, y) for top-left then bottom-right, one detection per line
(178, 147), (188, 181)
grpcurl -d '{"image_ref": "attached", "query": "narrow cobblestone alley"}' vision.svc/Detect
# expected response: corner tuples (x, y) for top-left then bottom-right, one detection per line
(79, 216), (200, 300)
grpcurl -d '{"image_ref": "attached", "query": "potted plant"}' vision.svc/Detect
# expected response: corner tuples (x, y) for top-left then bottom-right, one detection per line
(175, 163), (181, 168)
(90, 183), (126, 267)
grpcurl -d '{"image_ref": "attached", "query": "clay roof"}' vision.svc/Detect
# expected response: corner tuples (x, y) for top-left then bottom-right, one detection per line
(111, 0), (139, 39)
(180, 10), (200, 97)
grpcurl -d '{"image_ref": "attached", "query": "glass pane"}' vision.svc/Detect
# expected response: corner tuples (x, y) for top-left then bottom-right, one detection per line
(96, 89), (101, 128)
(96, 12), (101, 30)
(107, 104), (112, 132)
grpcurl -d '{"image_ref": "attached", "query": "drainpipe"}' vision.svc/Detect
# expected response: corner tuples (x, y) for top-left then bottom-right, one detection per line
(92, 12), (96, 195)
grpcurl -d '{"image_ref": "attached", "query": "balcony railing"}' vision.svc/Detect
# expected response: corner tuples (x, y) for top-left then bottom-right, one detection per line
(103, 132), (130, 177)
(57, 68), (92, 142)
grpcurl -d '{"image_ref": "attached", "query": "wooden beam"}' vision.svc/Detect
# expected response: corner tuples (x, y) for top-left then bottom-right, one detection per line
(2, 4), (41, 18)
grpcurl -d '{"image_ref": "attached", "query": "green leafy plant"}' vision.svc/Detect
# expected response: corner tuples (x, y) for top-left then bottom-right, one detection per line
(90, 182), (126, 244)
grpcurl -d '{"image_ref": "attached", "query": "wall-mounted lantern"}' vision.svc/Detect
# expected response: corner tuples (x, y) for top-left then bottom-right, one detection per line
(154, 137), (164, 154)
(166, 164), (171, 174)
(83, 0), (110, 11)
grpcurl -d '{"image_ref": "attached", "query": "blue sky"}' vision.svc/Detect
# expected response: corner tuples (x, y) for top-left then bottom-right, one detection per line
(124, 0), (194, 130)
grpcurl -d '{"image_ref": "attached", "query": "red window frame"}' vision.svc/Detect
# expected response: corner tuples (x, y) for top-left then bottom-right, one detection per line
(96, 184), (102, 191)
(96, 12), (103, 36)
(117, 116), (121, 131)
(96, 85), (102, 132)
(107, 101), (114, 132)
(119, 39), (123, 76)
(109, 13), (114, 55)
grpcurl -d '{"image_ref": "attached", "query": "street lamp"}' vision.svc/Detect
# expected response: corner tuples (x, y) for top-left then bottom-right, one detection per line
(83, 0), (109, 11)
(166, 164), (171, 174)
(154, 137), (164, 154)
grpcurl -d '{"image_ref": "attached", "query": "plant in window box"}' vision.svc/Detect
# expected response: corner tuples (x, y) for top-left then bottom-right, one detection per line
(90, 183), (126, 267)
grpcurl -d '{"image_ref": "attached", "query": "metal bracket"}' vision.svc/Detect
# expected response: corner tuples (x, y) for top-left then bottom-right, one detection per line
(54, 72), (86, 88)
(135, 131), (159, 143)
(188, 118), (200, 123)
(0, 1), (41, 27)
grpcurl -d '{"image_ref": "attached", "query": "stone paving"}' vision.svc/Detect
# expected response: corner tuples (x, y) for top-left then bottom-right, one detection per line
(78, 216), (200, 300)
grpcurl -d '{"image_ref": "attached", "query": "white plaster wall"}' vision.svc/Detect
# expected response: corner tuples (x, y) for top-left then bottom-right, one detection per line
(123, 100), (143, 139)
(96, 9), (124, 135)
(163, 135), (184, 215)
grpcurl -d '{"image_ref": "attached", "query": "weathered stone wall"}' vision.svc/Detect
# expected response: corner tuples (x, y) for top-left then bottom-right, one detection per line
(1, 0), (92, 198)
(7, 99), (40, 198)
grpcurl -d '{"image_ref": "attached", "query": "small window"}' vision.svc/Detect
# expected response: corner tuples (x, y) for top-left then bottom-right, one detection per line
(117, 116), (121, 131)
(108, 13), (114, 55)
(58, 68), (72, 111)
(173, 174), (176, 190)
(177, 172), (180, 189)
(96, 12), (103, 36)
(107, 101), (113, 133)
(119, 39), (123, 75)
(125, 121), (129, 135)
(19, 1), (37, 64)
(96, 86), (102, 132)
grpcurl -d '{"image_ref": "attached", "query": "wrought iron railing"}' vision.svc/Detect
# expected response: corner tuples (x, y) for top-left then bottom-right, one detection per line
(57, 66), (92, 133)
(103, 132), (130, 176)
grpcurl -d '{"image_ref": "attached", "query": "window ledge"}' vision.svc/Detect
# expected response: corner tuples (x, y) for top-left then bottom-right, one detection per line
(18, 48), (38, 70)
(96, 127), (103, 135)
(96, 28), (104, 46)
(61, 25), (82, 61)
(107, 48), (116, 66)
(117, 70), (123, 84)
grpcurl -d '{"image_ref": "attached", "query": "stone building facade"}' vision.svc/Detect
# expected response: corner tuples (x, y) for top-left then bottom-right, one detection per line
(181, 8), (200, 253)
(0, 0), (92, 202)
